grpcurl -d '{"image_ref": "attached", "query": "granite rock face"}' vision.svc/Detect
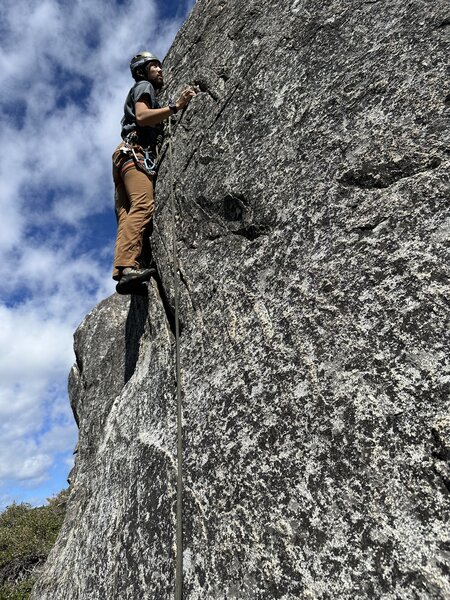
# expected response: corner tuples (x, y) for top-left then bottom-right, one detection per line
(31, 0), (450, 598)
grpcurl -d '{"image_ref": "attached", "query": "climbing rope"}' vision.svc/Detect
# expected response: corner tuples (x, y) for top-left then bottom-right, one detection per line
(168, 115), (184, 600)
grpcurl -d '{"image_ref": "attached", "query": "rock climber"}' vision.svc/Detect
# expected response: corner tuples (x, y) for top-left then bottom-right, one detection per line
(112, 50), (196, 294)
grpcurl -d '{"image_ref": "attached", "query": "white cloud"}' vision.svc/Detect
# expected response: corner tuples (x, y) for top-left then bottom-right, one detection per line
(0, 0), (190, 225)
(0, 0), (195, 507)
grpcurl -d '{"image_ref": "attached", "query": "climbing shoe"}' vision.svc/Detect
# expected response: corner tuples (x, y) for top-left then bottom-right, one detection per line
(116, 266), (155, 295)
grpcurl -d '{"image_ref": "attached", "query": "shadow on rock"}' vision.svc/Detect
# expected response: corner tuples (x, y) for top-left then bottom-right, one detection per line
(125, 292), (149, 383)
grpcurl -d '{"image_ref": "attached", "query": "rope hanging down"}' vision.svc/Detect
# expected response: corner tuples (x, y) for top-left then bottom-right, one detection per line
(168, 116), (184, 600)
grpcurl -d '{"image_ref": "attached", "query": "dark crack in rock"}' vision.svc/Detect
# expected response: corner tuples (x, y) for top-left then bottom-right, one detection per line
(338, 154), (443, 189)
(32, 0), (450, 598)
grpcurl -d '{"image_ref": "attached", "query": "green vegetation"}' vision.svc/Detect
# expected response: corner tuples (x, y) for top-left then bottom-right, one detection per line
(0, 490), (68, 600)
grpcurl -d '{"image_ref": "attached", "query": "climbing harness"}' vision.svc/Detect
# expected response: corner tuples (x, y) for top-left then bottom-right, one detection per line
(118, 133), (159, 177)
(168, 116), (184, 600)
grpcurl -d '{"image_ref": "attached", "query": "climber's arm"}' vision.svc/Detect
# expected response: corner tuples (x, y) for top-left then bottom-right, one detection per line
(135, 87), (197, 127)
(135, 99), (173, 126)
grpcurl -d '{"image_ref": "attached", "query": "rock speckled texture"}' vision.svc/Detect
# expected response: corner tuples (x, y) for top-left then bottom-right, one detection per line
(32, 0), (450, 598)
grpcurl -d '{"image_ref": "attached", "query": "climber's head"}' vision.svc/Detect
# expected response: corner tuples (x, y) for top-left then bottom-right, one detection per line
(130, 51), (164, 88)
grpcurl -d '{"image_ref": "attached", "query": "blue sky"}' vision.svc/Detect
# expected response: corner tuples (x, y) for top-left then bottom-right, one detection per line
(0, 0), (195, 510)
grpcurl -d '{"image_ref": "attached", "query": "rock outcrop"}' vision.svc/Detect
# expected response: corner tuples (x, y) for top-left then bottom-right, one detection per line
(31, 0), (450, 598)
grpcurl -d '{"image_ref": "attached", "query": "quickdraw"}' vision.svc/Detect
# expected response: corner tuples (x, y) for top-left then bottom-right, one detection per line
(119, 135), (158, 177)
(140, 147), (158, 176)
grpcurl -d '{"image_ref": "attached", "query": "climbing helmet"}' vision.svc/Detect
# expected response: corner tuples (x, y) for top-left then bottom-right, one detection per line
(129, 51), (161, 78)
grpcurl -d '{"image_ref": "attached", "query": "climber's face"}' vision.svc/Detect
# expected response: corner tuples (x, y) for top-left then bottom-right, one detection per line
(147, 61), (164, 89)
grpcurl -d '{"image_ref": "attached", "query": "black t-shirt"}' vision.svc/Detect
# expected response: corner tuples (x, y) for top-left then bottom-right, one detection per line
(121, 80), (163, 149)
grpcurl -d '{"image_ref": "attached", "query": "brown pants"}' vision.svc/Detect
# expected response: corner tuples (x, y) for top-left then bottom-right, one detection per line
(112, 144), (155, 280)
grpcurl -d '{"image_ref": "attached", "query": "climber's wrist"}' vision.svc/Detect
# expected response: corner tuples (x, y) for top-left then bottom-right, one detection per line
(168, 100), (179, 114)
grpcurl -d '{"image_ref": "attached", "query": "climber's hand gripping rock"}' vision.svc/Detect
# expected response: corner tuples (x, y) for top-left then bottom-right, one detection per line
(175, 86), (197, 111)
